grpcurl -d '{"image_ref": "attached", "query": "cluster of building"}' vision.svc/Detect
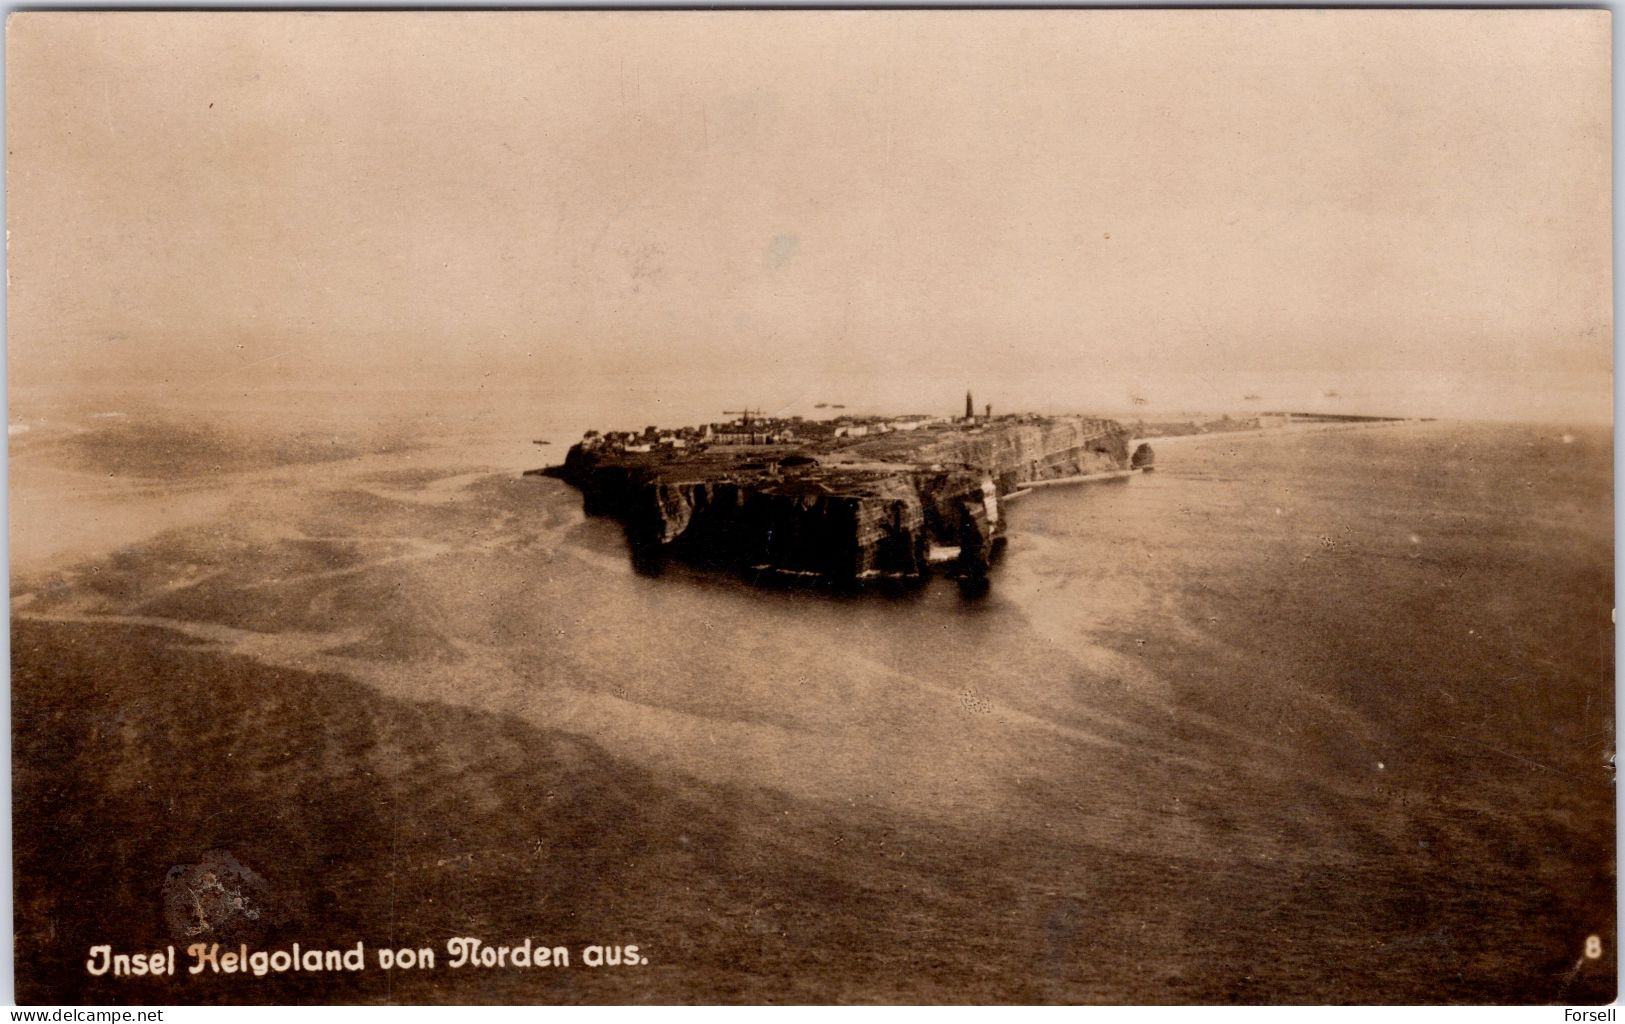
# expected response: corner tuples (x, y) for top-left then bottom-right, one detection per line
(575, 392), (1018, 455)
(575, 418), (796, 454)
(816, 413), (944, 439)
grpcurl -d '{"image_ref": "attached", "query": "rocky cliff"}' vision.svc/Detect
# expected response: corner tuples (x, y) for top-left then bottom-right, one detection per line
(842, 416), (1132, 490)
(550, 415), (1141, 588)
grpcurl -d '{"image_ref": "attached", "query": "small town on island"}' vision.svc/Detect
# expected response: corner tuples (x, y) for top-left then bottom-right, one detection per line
(544, 391), (1407, 590)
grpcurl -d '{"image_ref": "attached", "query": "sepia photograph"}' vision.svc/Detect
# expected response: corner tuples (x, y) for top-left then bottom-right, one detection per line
(5, 8), (1616, 1005)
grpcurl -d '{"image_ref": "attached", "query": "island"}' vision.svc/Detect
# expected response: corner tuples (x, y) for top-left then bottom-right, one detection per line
(545, 395), (1154, 590)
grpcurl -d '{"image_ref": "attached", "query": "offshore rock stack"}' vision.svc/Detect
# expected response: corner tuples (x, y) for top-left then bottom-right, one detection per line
(546, 411), (1149, 590)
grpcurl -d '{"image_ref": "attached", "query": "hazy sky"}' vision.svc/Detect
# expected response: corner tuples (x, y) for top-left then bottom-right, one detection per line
(6, 11), (1613, 419)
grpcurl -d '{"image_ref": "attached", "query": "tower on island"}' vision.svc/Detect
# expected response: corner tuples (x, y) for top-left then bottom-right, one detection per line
(965, 390), (975, 421)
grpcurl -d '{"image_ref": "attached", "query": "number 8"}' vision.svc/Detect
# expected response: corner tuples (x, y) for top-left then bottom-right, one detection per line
(1585, 935), (1603, 959)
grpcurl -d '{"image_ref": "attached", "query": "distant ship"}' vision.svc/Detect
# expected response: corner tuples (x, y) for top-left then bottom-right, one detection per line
(831, 404), (846, 409)
(1130, 395), (1149, 406)
(1323, 389), (1341, 399)
(1243, 394), (1261, 402)
(814, 402), (828, 409)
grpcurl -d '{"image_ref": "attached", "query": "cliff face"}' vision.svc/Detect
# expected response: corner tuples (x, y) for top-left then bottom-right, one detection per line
(569, 464), (995, 582)
(843, 417), (1130, 490)
(552, 416), (1134, 587)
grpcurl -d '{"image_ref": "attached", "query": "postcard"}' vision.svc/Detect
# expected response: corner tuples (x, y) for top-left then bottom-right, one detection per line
(6, 9), (1614, 1005)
